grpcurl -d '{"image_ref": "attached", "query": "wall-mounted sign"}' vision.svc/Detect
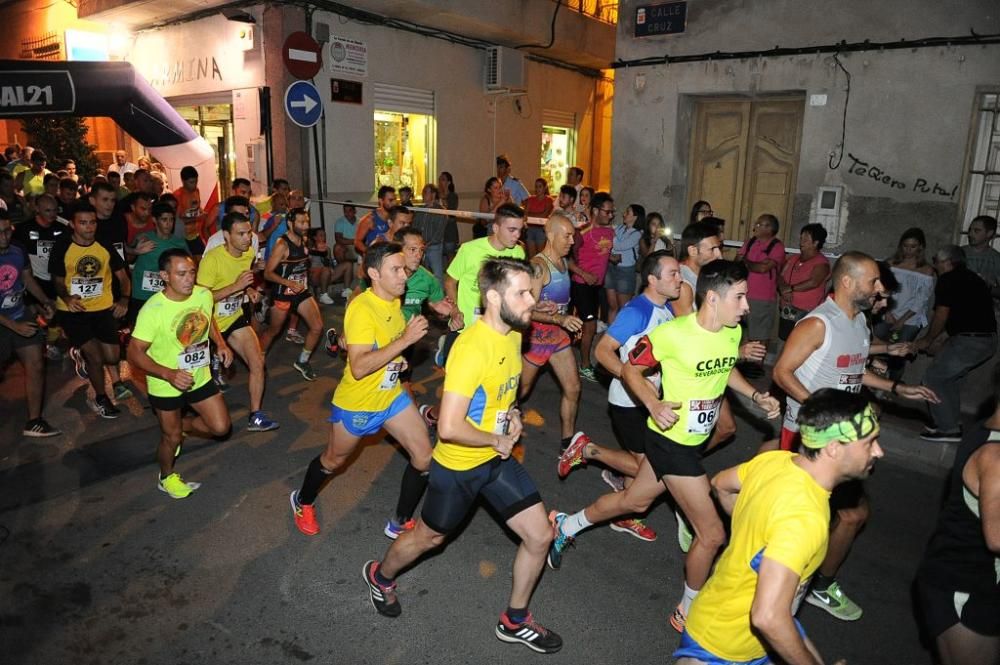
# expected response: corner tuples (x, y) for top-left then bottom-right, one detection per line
(635, 2), (687, 38)
(329, 36), (367, 77)
(331, 78), (363, 105)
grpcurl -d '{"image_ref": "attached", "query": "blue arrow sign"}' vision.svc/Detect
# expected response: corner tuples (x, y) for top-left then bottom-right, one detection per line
(284, 80), (322, 128)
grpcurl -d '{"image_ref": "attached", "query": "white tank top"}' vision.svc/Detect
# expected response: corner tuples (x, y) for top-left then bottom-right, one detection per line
(783, 297), (871, 431)
(680, 264), (699, 312)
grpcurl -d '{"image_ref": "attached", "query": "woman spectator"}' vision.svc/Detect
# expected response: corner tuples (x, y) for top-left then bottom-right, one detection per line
(438, 171), (459, 266)
(873, 227), (936, 378)
(577, 187), (594, 227)
(522, 178), (554, 257)
(639, 211), (671, 258)
(777, 223), (831, 340)
(689, 200), (713, 224)
(605, 203), (644, 321)
(307, 227), (351, 304)
(477, 176), (509, 238)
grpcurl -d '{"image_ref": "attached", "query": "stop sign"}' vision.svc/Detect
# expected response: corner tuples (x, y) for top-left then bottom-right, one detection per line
(283, 31), (323, 80)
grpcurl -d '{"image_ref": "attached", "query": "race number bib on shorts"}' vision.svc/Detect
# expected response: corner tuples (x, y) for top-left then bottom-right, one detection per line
(141, 271), (165, 293)
(70, 277), (104, 299)
(380, 361), (405, 390)
(838, 373), (863, 393)
(687, 397), (722, 434)
(178, 340), (210, 370)
(494, 410), (510, 435)
(218, 295), (243, 317)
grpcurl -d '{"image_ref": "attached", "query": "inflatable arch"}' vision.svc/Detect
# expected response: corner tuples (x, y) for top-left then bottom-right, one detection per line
(0, 60), (218, 210)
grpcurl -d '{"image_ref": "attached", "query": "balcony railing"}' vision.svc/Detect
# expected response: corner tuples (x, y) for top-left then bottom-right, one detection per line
(557, 0), (618, 25)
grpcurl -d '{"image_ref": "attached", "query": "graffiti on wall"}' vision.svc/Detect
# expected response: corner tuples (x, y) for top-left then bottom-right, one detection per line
(843, 153), (957, 199)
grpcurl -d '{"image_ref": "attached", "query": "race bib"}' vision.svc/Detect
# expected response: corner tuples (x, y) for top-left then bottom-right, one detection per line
(218, 295), (243, 317)
(37, 240), (54, 258)
(29, 240), (54, 276)
(494, 410), (510, 435)
(380, 360), (405, 390)
(70, 277), (104, 299)
(284, 272), (307, 295)
(687, 397), (722, 434)
(178, 340), (210, 371)
(141, 270), (165, 293)
(838, 373), (864, 393)
(1, 290), (23, 310)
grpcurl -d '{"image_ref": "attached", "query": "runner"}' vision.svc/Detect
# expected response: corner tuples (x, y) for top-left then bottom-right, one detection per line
(0, 211), (61, 436)
(289, 242), (433, 539)
(49, 203), (132, 417)
(559, 249), (681, 543)
(915, 402), (1000, 665)
(197, 211), (278, 432)
(675, 389), (880, 665)
(568, 192), (615, 383)
(519, 212), (585, 453)
(547, 260), (781, 635)
(772, 251), (939, 622)
(363, 258), (562, 654)
(126, 202), (187, 330)
(353, 186), (396, 256)
(127, 248), (233, 499)
(391, 225), (453, 436)
(438, 203), (526, 365)
(259, 207), (324, 380)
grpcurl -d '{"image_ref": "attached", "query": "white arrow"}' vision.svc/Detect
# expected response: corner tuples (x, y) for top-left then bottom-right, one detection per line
(290, 95), (318, 114)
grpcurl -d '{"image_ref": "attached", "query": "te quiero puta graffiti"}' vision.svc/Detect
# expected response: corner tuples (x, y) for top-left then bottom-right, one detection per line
(843, 153), (957, 199)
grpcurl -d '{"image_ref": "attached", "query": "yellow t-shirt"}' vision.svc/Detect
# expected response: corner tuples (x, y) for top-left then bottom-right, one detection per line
(647, 313), (741, 446)
(433, 319), (522, 471)
(333, 289), (406, 412)
(131, 286), (215, 398)
(686, 451), (831, 661)
(49, 237), (126, 312)
(196, 244), (254, 331)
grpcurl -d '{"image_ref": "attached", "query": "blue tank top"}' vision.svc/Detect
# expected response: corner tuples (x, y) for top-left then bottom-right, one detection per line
(363, 211), (390, 247)
(538, 253), (571, 313)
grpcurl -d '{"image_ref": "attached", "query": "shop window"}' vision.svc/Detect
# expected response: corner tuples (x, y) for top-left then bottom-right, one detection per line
(374, 110), (434, 194)
(176, 103), (235, 191)
(540, 122), (576, 191)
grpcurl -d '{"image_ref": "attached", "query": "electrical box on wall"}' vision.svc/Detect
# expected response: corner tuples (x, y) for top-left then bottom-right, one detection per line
(484, 46), (525, 92)
(814, 185), (845, 246)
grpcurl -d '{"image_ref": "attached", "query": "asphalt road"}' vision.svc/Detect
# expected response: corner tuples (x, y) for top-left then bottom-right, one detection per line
(0, 306), (946, 665)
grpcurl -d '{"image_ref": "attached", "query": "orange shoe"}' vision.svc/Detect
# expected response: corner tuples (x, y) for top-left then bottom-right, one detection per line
(290, 490), (319, 536)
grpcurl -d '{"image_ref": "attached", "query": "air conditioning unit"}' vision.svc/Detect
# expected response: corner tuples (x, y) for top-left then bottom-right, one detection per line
(485, 46), (525, 92)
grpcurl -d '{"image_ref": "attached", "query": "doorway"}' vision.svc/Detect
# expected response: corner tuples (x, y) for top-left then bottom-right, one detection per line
(687, 97), (804, 244)
(175, 103), (235, 191)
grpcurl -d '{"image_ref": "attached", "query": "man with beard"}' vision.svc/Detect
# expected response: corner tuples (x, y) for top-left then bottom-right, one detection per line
(289, 242), (433, 538)
(363, 258), (562, 654)
(772, 251), (938, 622)
(127, 248), (232, 499)
(675, 389), (881, 665)
(259, 207), (324, 380)
(559, 250), (683, 543)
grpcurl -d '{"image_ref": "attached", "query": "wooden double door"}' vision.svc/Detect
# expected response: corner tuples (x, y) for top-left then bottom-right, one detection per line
(688, 97), (805, 245)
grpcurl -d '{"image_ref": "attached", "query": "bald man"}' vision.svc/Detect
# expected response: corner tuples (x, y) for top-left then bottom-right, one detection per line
(519, 213), (585, 453)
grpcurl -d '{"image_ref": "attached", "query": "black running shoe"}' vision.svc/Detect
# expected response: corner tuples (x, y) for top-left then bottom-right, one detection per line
(495, 612), (563, 653)
(363, 560), (401, 617)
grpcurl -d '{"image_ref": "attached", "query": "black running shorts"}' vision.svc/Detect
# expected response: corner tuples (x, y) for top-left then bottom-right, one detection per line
(916, 577), (1000, 638)
(644, 428), (708, 478)
(421, 457), (541, 534)
(609, 404), (648, 455)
